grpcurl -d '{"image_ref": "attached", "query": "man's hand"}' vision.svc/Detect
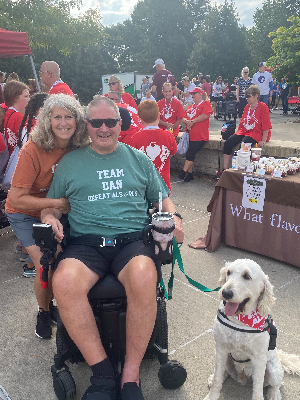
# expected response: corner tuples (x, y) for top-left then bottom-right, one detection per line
(58, 198), (71, 214)
(43, 215), (64, 243)
(166, 123), (174, 130)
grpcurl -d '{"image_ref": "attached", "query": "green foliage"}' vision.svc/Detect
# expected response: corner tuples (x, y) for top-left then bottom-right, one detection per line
(1, 0), (299, 101)
(0, 0), (115, 103)
(188, 1), (250, 82)
(104, 0), (209, 80)
(246, 0), (300, 74)
(268, 16), (300, 84)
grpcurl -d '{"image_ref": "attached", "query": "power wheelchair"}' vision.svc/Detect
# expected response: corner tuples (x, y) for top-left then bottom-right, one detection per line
(33, 218), (187, 400)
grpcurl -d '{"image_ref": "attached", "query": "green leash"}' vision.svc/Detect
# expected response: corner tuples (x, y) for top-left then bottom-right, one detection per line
(160, 237), (221, 300)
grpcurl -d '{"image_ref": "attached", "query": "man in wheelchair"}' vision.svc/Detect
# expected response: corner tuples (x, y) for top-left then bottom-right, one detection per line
(41, 96), (184, 400)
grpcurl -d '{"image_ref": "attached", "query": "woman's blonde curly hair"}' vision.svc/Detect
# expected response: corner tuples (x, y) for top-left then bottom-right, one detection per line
(109, 75), (124, 94)
(30, 94), (90, 152)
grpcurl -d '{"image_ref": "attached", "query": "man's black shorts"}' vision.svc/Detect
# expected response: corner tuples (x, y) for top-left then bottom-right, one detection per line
(55, 239), (162, 280)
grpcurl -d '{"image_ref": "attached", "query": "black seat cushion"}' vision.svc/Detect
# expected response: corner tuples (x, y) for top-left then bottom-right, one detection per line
(88, 274), (126, 300)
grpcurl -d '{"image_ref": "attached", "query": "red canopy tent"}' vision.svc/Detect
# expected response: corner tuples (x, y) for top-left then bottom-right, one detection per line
(0, 28), (40, 90)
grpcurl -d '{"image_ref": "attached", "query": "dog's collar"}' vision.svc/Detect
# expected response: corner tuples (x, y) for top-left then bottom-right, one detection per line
(217, 309), (270, 333)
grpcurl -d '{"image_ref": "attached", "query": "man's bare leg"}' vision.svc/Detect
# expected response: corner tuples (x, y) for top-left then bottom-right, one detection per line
(52, 258), (107, 365)
(118, 255), (157, 387)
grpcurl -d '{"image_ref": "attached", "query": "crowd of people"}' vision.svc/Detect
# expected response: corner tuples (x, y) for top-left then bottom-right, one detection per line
(0, 56), (298, 400)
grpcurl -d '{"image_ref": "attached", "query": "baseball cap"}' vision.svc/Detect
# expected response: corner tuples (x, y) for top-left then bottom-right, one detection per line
(153, 58), (164, 68)
(181, 76), (190, 81)
(190, 87), (205, 95)
(258, 62), (266, 67)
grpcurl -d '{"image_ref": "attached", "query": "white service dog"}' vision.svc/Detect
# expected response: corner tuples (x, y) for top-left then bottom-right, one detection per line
(204, 259), (300, 400)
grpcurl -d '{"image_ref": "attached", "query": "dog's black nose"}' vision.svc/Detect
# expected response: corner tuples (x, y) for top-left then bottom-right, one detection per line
(222, 289), (233, 300)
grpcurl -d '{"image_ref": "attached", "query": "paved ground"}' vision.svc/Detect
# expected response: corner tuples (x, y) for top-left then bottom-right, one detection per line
(209, 107), (300, 142)
(1, 173), (300, 400)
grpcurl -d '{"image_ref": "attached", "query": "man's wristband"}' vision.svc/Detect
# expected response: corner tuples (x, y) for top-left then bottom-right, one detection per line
(172, 212), (183, 220)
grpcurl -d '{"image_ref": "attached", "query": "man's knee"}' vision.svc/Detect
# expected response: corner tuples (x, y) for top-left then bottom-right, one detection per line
(119, 256), (157, 296)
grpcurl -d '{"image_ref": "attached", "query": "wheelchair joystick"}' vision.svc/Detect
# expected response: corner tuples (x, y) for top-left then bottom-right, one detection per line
(32, 223), (58, 289)
(143, 212), (175, 263)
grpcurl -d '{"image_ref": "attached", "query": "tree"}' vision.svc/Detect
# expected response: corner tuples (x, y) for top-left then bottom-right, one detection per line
(0, 0), (115, 103)
(247, 0), (300, 73)
(268, 16), (300, 85)
(104, 0), (209, 79)
(188, 1), (250, 82)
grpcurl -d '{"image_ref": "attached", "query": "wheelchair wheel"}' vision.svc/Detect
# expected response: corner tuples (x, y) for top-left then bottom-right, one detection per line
(155, 298), (168, 350)
(158, 360), (187, 389)
(53, 369), (76, 400)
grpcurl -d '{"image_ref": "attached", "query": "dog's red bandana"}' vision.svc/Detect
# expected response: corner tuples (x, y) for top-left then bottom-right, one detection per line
(234, 308), (265, 331)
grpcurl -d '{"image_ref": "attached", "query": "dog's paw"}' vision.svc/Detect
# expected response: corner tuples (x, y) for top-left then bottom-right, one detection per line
(207, 373), (214, 388)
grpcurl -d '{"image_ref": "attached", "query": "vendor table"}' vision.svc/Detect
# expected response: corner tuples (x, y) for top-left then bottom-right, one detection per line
(198, 169), (300, 268)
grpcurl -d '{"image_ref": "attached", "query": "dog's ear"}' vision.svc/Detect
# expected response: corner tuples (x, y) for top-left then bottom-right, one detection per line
(219, 265), (228, 286)
(257, 274), (275, 317)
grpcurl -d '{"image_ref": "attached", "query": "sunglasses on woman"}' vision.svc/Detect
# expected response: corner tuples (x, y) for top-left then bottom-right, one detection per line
(108, 82), (118, 86)
(245, 94), (253, 99)
(87, 118), (120, 128)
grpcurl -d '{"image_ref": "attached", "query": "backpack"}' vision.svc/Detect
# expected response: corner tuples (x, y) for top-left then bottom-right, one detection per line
(221, 120), (236, 140)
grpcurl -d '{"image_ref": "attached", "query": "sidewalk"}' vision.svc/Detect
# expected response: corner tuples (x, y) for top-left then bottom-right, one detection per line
(0, 174), (300, 399)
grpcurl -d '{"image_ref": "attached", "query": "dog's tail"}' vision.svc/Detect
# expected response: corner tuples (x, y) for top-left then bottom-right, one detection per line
(277, 349), (300, 376)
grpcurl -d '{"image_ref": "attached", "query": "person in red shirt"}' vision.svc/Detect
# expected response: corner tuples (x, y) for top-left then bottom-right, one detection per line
(0, 80), (30, 157)
(106, 91), (143, 143)
(39, 61), (74, 97)
(223, 85), (271, 169)
(201, 76), (211, 97)
(104, 75), (137, 110)
(178, 87), (213, 182)
(128, 100), (177, 191)
(158, 82), (185, 137)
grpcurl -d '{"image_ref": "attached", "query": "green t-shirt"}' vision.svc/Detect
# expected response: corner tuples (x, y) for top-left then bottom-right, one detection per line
(47, 143), (169, 237)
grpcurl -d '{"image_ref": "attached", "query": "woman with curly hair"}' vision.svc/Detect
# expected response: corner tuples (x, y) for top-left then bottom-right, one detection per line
(5, 94), (90, 339)
(105, 74), (137, 110)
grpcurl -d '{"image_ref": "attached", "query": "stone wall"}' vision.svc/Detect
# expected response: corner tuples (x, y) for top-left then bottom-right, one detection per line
(171, 134), (300, 177)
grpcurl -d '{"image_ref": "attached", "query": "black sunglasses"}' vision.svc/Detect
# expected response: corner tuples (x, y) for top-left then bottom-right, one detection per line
(108, 82), (118, 86)
(245, 94), (253, 99)
(87, 118), (120, 128)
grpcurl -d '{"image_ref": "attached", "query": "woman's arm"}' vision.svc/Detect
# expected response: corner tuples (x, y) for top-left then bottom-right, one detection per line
(9, 186), (70, 213)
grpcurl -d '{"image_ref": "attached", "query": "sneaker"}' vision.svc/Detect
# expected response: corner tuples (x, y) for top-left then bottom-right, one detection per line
(184, 173), (194, 182)
(178, 170), (186, 180)
(49, 301), (58, 324)
(23, 264), (36, 277)
(81, 376), (117, 400)
(121, 381), (144, 400)
(35, 309), (52, 339)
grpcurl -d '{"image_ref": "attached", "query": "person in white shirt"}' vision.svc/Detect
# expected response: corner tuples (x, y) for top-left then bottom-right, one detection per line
(179, 76), (196, 111)
(140, 89), (156, 102)
(252, 62), (273, 107)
